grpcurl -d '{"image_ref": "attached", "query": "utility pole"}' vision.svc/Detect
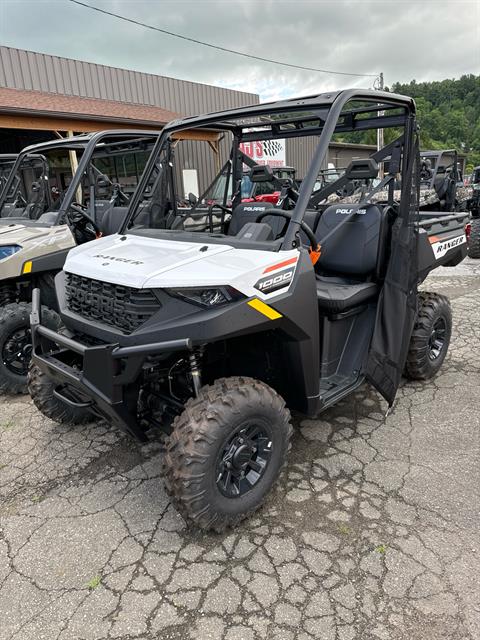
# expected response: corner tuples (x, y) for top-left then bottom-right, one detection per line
(376, 72), (384, 152)
(376, 72), (384, 177)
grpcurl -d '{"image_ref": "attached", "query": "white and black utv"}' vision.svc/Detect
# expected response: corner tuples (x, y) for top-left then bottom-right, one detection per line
(29, 89), (469, 531)
(0, 131), (158, 393)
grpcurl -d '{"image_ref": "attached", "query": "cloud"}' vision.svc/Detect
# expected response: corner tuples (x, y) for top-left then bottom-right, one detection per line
(0, 0), (478, 101)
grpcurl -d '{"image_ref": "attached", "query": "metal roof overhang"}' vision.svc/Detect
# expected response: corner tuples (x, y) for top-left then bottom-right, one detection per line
(0, 106), (165, 133)
(0, 106), (222, 145)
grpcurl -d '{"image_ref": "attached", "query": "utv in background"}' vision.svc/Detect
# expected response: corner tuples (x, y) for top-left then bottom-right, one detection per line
(0, 130), (158, 393)
(331, 148), (471, 213)
(30, 89), (468, 531)
(184, 154), (298, 232)
(419, 150), (471, 212)
(467, 166), (480, 258)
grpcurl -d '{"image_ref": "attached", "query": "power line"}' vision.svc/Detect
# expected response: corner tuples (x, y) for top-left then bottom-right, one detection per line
(68, 0), (379, 79)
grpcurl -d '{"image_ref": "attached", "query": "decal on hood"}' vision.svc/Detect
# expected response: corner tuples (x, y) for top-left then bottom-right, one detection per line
(93, 254), (144, 265)
(254, 266), (295, 294)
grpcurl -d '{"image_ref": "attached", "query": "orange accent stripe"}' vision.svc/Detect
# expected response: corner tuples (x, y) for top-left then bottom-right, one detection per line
(429, 235), (441, 244)
(263, 256), (298, 274)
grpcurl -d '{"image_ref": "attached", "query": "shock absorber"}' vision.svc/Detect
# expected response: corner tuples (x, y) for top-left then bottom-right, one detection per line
(189, 347), (204, 396)
(0, 284), (15, 307)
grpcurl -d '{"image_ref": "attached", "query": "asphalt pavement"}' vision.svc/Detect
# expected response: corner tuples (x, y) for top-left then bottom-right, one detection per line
(0, 258), (479, 640)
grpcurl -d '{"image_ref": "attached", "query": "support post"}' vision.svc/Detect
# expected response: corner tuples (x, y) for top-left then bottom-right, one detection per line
(67, 130), (82, 203)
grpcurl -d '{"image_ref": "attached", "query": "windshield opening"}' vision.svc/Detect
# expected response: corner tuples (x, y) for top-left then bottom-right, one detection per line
(126, 95), (411, 247)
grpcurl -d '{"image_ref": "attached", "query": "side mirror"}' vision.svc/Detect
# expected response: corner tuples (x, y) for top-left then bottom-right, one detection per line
(345, 158), (379, 181)
(188, 192), (198, 206)
(249, 164), (274, 183)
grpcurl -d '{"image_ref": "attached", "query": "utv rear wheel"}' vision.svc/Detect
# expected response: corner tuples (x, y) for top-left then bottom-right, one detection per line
(28, 361), (94, 425)
(404, 292), (452, 380)
(163, 377), (292, 532)
(0, 303), (60, 394)
(468, 218), (480, 259)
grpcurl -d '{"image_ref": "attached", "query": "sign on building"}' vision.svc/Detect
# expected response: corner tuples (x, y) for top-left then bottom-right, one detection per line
(240, 139), (286, 168)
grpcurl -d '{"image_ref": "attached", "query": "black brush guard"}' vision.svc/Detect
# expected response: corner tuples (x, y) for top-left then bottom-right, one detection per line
(30, 289), (192, 441)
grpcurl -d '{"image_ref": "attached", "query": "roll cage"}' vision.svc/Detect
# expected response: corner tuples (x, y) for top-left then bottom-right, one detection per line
(124, 89), (416, 249)
(420, 149), (460, 185)
(0, 154), (17, 191)
(0, 130), (159, 223)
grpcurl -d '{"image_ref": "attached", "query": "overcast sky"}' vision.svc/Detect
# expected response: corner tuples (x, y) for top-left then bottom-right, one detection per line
(1, 0), (479, 101)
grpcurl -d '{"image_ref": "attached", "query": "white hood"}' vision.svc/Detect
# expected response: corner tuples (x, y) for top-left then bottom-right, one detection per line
(64, 234), (234, 289)
(64, 233), (300, 298)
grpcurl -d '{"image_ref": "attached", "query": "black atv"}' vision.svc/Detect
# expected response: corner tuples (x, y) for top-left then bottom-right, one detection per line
(29, 89), (468, 531)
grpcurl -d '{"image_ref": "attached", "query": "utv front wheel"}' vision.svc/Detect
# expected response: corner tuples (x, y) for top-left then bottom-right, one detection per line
(28, 362), (94, 425)
(163, 377), (292, 532)
(404, 292), (452, 380)
(0, 303), (60, 394)
(468, 218), (480, 259)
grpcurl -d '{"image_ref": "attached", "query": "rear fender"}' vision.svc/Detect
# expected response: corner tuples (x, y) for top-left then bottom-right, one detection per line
(417, 227), (467, 281)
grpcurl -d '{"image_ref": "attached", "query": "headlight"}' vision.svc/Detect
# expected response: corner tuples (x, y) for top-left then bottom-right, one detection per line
(0, 245), (22, 260)
(166, 286), (245, 308)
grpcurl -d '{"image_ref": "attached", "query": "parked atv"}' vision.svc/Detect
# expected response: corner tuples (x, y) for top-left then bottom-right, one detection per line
(183, 154), (298, 233)
(204, 163), (296, 207)
(29, 89), (468, 531)
(467, 166), (480, 258)
(330, 149), (471, 213)
(0, 130), (158, 393)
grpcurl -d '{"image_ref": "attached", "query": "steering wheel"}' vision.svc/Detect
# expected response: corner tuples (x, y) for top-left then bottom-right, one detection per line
(66, 203), (102, 241)
(257, 209), (317, 251)
(207, 203), (231, 233)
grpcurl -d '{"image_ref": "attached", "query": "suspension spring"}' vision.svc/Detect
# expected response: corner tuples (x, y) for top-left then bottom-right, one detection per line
(0, 284), (15, 307)
(189, 347), (204, 396)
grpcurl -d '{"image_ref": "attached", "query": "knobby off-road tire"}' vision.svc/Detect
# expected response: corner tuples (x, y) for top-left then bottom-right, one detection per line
(0, 303), (59, 394)
(468, 218), (480, 259)
(163, 376), (293, 532)
(404, 292), (452, 380)
(28, 360), (94, 425)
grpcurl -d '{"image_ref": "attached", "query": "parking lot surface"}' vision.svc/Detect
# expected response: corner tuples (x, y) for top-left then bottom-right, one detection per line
(1, 258), (479, 640)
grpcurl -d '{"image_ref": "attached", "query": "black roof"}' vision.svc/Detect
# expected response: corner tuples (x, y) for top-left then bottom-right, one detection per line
(20, 130), (159, 156)
(163, 88), (415, 132)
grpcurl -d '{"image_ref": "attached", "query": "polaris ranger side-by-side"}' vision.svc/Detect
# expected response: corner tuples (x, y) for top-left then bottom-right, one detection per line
(0, 131), (159, 393)
(329, 148), (471, 213)
(418, 149), (472, 211)
(29, 90), (468, 531)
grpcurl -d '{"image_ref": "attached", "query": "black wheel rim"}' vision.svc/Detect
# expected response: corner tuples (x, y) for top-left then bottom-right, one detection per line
(428, 317), (447, 361)
(216, 420), (272, 498)
(2, 327), (32, 376)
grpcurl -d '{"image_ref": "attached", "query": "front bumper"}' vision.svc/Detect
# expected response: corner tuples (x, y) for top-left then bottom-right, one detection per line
(30, 289), (192, 441)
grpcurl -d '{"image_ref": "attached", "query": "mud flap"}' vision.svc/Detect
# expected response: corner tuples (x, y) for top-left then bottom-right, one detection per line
(366, 126), (419, 406)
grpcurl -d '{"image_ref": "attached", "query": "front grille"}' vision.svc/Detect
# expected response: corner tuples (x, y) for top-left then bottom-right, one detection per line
(65, 273), (159, 334)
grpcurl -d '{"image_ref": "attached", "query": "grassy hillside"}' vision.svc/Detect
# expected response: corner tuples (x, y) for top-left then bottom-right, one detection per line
(334, 75), (479, 171)
(391, 75), (480, 170)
